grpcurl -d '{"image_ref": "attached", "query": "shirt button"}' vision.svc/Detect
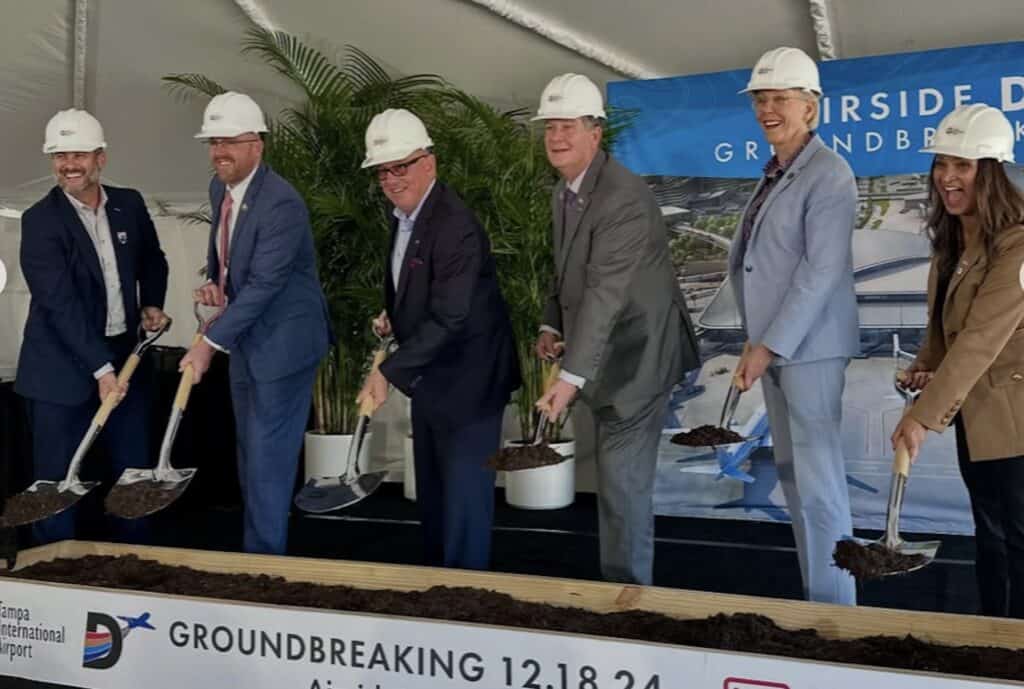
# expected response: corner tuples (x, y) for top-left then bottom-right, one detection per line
(744, 265), (753, 273)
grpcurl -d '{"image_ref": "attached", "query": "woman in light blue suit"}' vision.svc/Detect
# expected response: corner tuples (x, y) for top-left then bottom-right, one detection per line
(730, 47), (860, 605)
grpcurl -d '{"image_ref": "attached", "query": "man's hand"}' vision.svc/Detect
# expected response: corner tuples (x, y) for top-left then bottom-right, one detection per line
(193, 283), (225, 307)
(141, 306), (170, 332)
(734, 342), (774, 391)
(179, 339), (216, 383)
(98, 371), (128, 404)
(372, 311), (392, 338)
(536, 378), (578, 422)
(534, 331), (564, 361)
(356, 368), (389, 413)
(898, 368), (934, 392)
(891, 413), (929, 463)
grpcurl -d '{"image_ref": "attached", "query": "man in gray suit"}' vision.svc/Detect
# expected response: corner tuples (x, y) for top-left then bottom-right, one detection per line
(731, 48), (860, 604)
(533, 73), (701, 585)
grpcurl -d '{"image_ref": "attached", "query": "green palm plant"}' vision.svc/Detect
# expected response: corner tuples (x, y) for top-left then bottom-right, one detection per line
(165, 29), (629, 441)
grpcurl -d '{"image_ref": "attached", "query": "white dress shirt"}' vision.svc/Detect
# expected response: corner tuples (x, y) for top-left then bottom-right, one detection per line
(65, 188), (125, 379)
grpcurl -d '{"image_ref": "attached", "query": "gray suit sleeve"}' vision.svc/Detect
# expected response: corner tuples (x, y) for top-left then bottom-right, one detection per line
(541, 275), (563, 332)
(759, 168), (857, 359)
(563, 198), (647, 380)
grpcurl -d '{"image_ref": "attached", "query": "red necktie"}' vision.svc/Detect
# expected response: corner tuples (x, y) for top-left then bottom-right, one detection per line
(218, 192), (233, 294)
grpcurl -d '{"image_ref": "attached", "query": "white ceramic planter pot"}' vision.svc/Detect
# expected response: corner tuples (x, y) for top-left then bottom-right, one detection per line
(402, 435), (416, 501)
(303, 431), (372, 482)
(504, 439), (575, 510)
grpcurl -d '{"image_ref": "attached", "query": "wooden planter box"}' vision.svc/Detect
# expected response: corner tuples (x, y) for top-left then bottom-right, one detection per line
(1, 540), (1022, 689)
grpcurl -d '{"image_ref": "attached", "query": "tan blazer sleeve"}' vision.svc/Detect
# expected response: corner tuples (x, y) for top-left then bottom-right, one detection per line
(909, 228), (1024, 430)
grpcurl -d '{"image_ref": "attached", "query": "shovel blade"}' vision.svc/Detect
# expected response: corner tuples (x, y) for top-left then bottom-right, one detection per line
(842, 535), (940, 577)
(293, 471), (388, 513)
(0, 480), (100, 527)
(103, 468), (198, 519)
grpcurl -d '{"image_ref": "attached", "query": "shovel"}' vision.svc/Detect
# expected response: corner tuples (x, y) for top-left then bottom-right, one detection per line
(718, 373), (744, 429)
(0, 322), (170, 527)
(293, 339), (392, 513)
(105, 303), (224, 519)
(838, 371), (940, 577)
(488, 361), (563, 471)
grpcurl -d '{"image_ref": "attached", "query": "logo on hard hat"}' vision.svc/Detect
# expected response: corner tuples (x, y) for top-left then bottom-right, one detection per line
(372, 137), (388, 146)
(547, 94), (562, 102)
(945, 126), (964, 136)
(757, 67), (773, 75)
(59, 129), (75, 136)
(209, 114), (222, 121)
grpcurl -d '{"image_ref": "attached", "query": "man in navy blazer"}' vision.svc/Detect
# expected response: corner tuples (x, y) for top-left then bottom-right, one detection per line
(358, 109), (521, 570)
(17, 109), (169, 544)
(181, 92), (331, 555)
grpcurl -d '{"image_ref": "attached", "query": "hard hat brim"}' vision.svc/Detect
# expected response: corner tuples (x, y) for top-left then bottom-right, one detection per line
(919, 143), (1015, 164)
(42, 142), (107, 154)
(361, 145), (432, 169)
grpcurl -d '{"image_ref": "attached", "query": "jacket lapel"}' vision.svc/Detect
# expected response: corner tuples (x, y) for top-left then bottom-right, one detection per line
(53, 187), (104, 288)
(104, 188), (134, 316)
(748, 135), (823, 246)
(394, 183), (441, 309)
(943, 242), (986, 323)
(557, 150), (604, 281)
(227, 164), (268, 276)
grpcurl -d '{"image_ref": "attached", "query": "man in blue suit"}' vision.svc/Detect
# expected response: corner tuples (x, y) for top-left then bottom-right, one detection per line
(17, 109), (169, 544)
(180, 92), (331, 555)
(358, 109), (521, 570)
(730, 48), (860, 604)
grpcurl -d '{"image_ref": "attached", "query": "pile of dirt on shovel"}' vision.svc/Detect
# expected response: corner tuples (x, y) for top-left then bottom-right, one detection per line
(105, 482), (182, 519)
(488, 444), (565, 471)
(7, 555), (1024, 681)
(833, 539), (928, 580)
(0, 485), (81, 527)
(670, 425), (745, 447)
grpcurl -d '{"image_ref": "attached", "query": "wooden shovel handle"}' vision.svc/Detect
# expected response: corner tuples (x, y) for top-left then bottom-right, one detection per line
(542, 362), (562, 394)
(172, 333), (204, 411)
(356, 346), (390, 418)
(92, 352), (142, 427)
(893, 442), (911, 478)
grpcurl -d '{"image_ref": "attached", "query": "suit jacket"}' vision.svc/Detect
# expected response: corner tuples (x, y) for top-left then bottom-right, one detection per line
(727, 135), (860, 365)
(542, 150), (700, 408)
(909, 227), (1024, 462)
(379, 182), (521, 424)
(16, 185), (168, 405)
(206, 164), (331, 382)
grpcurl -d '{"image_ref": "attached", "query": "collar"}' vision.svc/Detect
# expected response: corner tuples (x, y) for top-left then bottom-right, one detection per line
(227, 164), (259, 205)
(763, 132), (814, 179)
(64, 186), (107, 213)
(567, 161), (593, 194)
(392, 179), (437, 228)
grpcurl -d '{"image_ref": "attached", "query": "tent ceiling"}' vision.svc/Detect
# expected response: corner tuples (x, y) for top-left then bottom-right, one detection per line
(1, 0), (1022, 197)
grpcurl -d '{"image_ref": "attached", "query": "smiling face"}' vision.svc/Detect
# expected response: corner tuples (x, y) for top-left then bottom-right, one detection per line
(375, 150), (436, 215)
(207, 134), (263, 186)
(51, 149), (105, 205)
(544, 118), (602, 181)
(932, 154), (978, 218)
(750, 89), (815, 150)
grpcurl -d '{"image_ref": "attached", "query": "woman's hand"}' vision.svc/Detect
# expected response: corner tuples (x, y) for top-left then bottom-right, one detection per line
(891, 413), (929, 463)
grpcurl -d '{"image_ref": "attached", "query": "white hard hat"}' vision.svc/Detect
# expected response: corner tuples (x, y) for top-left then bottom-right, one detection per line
(740, 47), (822, 96)
(0, 258), (6, 295)
(361, 109), (434, 169)
(531, 73), (606, 121)
(42, 109), (106, 154)
(194, 91), (268, 140)
(920, 104), (1015, 163)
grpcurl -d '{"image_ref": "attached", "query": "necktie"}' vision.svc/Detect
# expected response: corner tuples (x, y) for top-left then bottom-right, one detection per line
(218, 192), (234, 294)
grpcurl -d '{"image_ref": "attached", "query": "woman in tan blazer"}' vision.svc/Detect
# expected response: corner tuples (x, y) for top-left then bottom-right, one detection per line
(892, 104), (1024, 618)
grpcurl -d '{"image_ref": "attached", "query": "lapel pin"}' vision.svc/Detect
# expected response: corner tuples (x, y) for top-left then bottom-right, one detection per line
(241, 203), (248, 212)
(116, 231), (128, 245)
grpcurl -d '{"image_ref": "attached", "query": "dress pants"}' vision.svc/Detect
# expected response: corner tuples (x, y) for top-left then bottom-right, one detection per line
(955, 416), (1024, 618)
(760, 357), (856, 605)
(410, 401), (502, 570)
(230, 355), (316, 555)
(589, 390), (670, 585)
(27, 332), (151, 545)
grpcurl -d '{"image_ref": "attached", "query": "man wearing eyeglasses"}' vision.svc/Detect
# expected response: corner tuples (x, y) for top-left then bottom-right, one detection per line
(181, 91), (331, 555)
(358, 108), (520, 571)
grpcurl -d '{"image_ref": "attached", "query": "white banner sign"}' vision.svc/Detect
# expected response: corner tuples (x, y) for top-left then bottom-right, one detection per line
(0, 579), (1014, 689)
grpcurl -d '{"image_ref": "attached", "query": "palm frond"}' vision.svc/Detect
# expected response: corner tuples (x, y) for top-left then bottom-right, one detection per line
(242, 28), (349, 103)
(162, 74), (227, 101)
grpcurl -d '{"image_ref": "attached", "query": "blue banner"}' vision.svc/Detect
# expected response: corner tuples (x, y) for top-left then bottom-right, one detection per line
(608, 41), (1024, 178)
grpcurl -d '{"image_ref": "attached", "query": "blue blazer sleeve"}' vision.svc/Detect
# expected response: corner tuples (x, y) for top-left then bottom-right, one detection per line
(205, 196), (310, 351)
(132, 189), (169, 310)
(19, 207), (112, 372)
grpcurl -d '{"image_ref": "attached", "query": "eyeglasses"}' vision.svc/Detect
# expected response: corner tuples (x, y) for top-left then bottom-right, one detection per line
(376, 154), (429, 180)
(750, 93), (807, 110)
(206, 137), (261, 149)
